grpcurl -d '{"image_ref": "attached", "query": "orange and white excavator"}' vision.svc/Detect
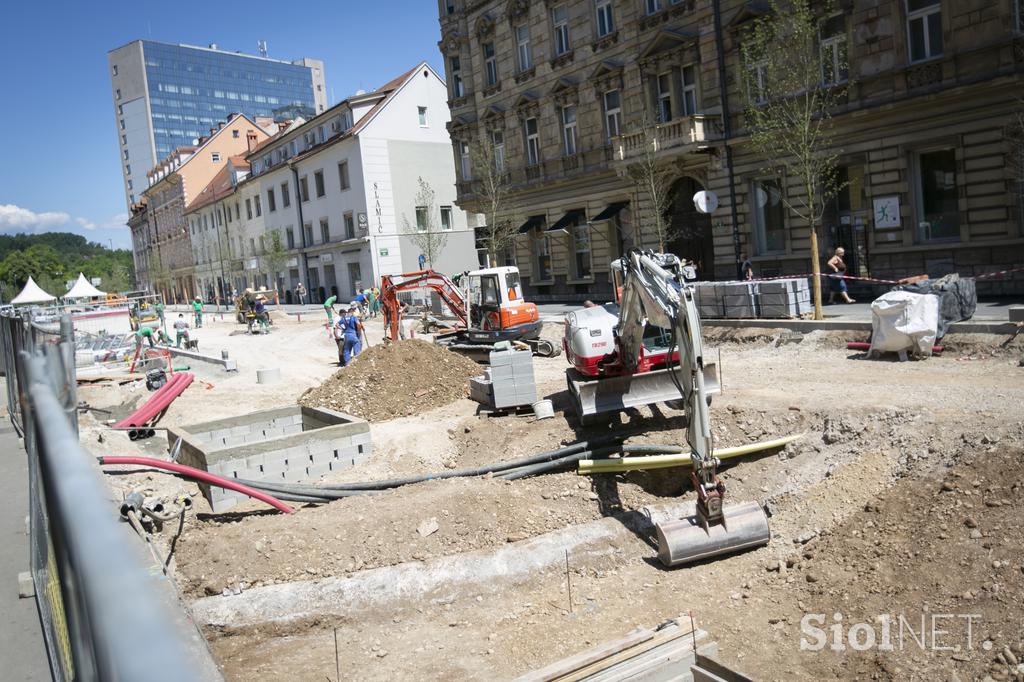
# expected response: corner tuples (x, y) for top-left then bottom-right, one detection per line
(380, 266), (559, 361)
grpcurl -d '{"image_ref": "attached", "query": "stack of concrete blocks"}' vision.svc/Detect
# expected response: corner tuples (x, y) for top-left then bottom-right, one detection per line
(758, 278), (813, 318)
(720, 281), (760, 318)
(167, 405), (371, 512)
(693, 282), (724, 319)
(468, 347), (537, 410)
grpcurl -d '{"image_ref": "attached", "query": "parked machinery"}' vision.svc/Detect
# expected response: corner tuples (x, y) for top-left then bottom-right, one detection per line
(380, 267), (559, 361)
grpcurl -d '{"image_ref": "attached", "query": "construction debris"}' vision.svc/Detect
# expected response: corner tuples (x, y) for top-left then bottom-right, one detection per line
(298, 339), (482, 421)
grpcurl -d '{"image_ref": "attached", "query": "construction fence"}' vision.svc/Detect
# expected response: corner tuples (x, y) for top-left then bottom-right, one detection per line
(0, 311), (214, 681)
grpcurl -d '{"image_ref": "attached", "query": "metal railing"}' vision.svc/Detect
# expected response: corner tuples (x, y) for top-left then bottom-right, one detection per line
(1, 311), (215, 681)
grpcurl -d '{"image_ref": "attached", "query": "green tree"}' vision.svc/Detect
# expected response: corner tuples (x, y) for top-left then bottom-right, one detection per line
(402, 177), (449, 269)
(470, 137), (520, 267)
(624, 107), (677, 251)
(740, 0), (847, 320)
(262, 229), (288, 304)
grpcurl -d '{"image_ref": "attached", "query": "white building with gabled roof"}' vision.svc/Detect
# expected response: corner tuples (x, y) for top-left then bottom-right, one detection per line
(232, 61), (479, 303)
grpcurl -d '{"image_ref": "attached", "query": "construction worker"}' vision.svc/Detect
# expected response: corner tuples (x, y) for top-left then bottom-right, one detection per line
(155, 299), (166, 328)
(295, 282), (307, 306)
(173, 314), (191, 348)
(133, 325), (156, 350)
(337, 305), (364, 366)
(324, 294), (338, 325)
(192, 296), (204, 328)
(255, 296), (270, 335)
(155, 328), (172, 346)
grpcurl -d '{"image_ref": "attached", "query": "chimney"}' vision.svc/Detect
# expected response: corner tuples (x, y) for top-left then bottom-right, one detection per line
(218, 121), (225, 130)
(277, 121), (288, 132)
(246, 131), (259, 153)
(209, 128), (217, 137)
(198, 136), (208, 146)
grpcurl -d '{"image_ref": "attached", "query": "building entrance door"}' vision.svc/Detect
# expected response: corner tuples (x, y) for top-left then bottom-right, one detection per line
(347, 262), (362, 299)
(665, 177), (714, 278)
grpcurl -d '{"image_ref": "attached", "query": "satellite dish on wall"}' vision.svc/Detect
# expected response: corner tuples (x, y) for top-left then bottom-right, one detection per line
(693, 190), (719, 214)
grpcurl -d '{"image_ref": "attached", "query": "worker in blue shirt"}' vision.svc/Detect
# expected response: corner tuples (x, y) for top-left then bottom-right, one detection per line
(335, 306), (364, 366)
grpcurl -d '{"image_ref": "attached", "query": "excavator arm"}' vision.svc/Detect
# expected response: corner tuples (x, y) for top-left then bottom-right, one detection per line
(380, 270), (468, 341)
(610, 250), (770, 567)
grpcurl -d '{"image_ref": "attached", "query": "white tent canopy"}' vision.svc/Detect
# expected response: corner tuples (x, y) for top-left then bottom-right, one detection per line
(11, 277), (57, 305)
(64, 272), (106, 299)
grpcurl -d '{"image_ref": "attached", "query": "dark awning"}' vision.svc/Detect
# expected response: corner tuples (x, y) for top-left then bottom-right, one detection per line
(518, 215), (546, 234)
(591, 201), (629, 222)
(546, 208), (587, 233)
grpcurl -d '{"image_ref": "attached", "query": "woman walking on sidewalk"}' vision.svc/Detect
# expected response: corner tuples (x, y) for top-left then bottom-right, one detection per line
(827, 247), (856, 304)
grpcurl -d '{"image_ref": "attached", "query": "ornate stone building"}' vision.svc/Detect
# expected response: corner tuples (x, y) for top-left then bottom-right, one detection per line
(439, 0), (1024, 299)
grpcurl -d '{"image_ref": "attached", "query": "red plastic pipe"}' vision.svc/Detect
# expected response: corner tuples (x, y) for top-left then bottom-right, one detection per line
(846, 341), (944, 354)
(98, 456), (294, 514)
(114, 373), (194, 428)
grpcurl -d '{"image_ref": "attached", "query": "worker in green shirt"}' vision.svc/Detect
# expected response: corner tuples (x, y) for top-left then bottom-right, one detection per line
(191, 297), (204, 328)
(324, 294), (337, 325)
(155, 300), (165, 328)
(133, 325), (156, 350)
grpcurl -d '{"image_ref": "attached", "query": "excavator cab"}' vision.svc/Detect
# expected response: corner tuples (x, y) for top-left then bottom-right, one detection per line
(462, 267), (538, 333)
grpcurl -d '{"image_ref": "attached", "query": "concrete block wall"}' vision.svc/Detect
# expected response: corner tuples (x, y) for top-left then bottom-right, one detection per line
(167, 406), (372, 512)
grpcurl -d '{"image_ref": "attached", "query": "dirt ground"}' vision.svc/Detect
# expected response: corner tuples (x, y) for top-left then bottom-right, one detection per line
(76, 312), (1024, 681)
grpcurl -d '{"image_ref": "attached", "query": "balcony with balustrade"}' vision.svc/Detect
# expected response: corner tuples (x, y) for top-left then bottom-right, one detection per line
(611, 114), (722, 164)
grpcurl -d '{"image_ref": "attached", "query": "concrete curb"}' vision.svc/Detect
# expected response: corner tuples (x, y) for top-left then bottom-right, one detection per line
(703, 319), (1021, 335)
(190, 501), (694, 629)
(165, 347), (237, 372)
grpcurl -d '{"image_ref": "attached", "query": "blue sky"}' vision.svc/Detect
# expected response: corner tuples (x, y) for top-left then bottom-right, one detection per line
(0, 0), (443, 249)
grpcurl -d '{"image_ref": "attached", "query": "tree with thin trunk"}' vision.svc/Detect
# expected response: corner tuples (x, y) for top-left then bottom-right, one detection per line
(402, 177), (449, 270)
(470, 137), (520, 267)
(262, 229), (288, 305)
(741, 0), (847, 320)
(624, 107), (676, 251)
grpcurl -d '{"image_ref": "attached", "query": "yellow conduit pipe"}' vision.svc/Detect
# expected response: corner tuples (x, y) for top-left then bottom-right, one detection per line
(577, 433), (805, 475)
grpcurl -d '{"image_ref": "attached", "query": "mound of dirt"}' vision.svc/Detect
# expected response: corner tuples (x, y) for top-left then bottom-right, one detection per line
(298, 340), (482, 421)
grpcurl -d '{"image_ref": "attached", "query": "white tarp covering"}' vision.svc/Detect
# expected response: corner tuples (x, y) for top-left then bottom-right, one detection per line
(869, 291), (939, 357)
(10, 276), (56, 305)
(64, 272), (106, 299)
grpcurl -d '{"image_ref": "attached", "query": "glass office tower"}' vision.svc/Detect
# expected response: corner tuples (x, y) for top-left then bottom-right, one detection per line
(108, 40), (326, 208)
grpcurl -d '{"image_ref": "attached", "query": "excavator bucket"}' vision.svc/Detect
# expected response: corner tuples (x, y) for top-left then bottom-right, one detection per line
(567, 364), (720, 419)
(655, 501), (770, 567)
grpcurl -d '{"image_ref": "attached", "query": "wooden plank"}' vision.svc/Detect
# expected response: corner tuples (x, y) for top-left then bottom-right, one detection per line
(558, 622), (698, 682)
(513, 628), (655, 682)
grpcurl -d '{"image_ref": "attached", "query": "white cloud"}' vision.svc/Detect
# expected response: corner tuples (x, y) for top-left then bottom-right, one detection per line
(0, 204), (72, 230)
(0, 204), (130, 234)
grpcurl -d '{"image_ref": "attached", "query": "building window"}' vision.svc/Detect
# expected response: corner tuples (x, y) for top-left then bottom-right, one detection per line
(116, 88), (121, 100)
(123, 148), (130, 160)
(552, 5), (571, 56)
(212, 152), (220, 163)
(748, 60), (768, 104)
(907, 0), (942, 63)
(125, 163), (130, 175)
(681, 65), (698, 116)
(450, 56), (464, 98)
(751, 178), (786, 254)
(338, 161), (350, 190)
(112, 64), (118, 76)
(300, 176), (310, 202)
(344, 212), (355, 239)
(562, 105), (578, 156)
(820, 14), (849, 84)
(281, 182), (290, 208)
(525, 118), (540, 166)
(645, 0), (662, 15)
(415, 206), (429, 232)
(596, 0), (614, 37)
(492, 129), (505, 172)
(516, 25), (532, 72)
(119, 119), (125, 130)
(657, 73), (673, 122)
(254, 195), (262, 217)
(460, 141), (472, 180)
(303, 223), (313, 245)
(286, 228), (295, 249)
(572, 221), (592, 279)
(483, 43), (498, 86)
(1017, 0), (1024, 33)
(235, 203), (240, 221)
(320, 218), (330, 243)
(267, 188), (276, 212)
(534, 235), (552, 281)
(246, 198), (253, 220)
(314, 170), (325, 198)
(915, 148), (959, 241)
(440, 206), (453, 231)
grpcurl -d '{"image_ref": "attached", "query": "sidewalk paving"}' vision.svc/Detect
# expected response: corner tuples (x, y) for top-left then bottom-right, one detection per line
(0, 416), (51, 681)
